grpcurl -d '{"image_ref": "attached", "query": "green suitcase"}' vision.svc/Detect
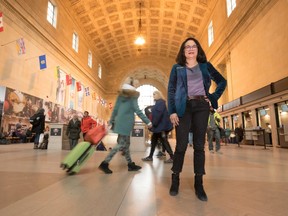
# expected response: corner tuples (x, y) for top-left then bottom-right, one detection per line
(60, 141), (95, 175)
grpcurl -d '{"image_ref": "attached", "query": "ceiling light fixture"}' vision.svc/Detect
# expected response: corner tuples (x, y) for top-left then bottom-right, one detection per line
(134, 1), (145, 46)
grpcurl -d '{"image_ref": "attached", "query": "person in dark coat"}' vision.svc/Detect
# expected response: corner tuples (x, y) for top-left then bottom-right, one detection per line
(235, 124), (244, 144)
(99, 77), (152, 174)
(31, 108), (45, 149)
(66, 114), (81, 149)
(142, 90), (174, 163)
(167, 37), (227, 201)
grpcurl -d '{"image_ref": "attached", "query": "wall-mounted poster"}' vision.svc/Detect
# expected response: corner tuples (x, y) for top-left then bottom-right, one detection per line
(51, 103), (60, 123)
(0, 86), (5, 110)
(68, 78), (75, 109)
(0, 86), (6, 129)
(3, 87), (42, 118)
(43, 101), (53, 122)
(51, 128), (61, 136)
(56, 68), (66, 105)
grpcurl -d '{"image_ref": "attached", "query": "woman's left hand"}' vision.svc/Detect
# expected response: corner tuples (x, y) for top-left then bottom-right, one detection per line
(170, 113), (179, 127)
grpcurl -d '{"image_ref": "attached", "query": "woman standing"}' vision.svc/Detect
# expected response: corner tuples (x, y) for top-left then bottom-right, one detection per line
(142, 90), (174, 163)
(167, 37), (226, 201)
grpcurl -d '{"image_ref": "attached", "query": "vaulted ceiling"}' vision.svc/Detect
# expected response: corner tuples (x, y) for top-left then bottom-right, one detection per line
(63, 0), (216, 91)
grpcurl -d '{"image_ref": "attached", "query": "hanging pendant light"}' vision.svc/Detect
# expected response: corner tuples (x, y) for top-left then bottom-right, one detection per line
(134, 1), (145, 46)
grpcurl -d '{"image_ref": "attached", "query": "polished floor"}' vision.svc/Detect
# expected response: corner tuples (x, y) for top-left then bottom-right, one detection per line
(0, 134), (288, 216)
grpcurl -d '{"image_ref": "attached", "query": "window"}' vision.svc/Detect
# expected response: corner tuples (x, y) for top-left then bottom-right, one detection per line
(208, 21), (214, 47)
(47, 0), (57, 28)
(226, 0), (236, 17)
(136, 85), (158, 111)
(72, 32), (79, 52)
(88, 51), (92, 68)
(98, 64), (102, 79)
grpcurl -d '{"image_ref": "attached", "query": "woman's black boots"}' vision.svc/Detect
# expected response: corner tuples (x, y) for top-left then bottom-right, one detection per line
(169, 173), (179, 196)
(194, 174), (208, 201)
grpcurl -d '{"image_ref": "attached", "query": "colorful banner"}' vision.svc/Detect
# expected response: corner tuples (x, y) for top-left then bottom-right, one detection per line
(68, 78), (75, 109)
(56, 69), (66, 105)
(92, 92), (96, 100)
(55, 66), (59, 79)
(66, 74), (72, 85)
(0, 12), (3, 32)
(16, 38), (26, 55)
(39, 55), (47, 70)
(97, 96), (101, 104)
(84, 87), (90, 96)
(76, 81), (81, 92)
(77, 84), (84, 110)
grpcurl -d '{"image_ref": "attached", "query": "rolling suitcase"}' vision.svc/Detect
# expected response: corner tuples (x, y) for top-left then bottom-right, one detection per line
(60, 141), (95, 175)
(60, 125), (108, 175)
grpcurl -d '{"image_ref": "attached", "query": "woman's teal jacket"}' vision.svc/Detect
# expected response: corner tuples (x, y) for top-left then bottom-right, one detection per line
(167, 62), (227, 117)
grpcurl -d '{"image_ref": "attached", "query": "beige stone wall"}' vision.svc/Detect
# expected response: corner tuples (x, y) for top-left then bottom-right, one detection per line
(203, 0), (287, 102)
(228, 0), (288, 99)
(1, 0), (287, 122)
(0, 0), (110, 120)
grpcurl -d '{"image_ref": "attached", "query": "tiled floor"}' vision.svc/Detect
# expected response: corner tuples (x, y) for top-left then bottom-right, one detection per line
(0, 134), (288, 216)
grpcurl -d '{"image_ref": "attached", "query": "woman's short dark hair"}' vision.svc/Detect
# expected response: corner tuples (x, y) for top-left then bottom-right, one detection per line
(175, 37), (207, 66)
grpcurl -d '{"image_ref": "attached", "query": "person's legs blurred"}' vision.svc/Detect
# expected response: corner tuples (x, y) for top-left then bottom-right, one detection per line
(215, 128), (221, 153)
(207, 129), (214, 152)
(143, 133), (160, 160)
(99, 135), (128, 174)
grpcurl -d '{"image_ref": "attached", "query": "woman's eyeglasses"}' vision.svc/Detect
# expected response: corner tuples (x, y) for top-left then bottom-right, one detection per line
(184, 45), (197, 50)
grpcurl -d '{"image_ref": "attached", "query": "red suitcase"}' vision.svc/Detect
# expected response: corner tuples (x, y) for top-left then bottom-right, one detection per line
(85, 124), (107, 145)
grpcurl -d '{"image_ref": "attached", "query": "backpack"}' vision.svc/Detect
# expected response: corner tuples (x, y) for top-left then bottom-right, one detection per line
(144, 105), (154, 121)
(29, 114), (40, 126)
(96, 141), (107, 151)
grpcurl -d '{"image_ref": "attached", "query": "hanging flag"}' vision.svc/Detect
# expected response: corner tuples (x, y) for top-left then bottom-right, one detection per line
(92, 92), (96, 100)
(16, 38), (26, 55)
(76, 81), (81, 92)
(84, 87), (90, 96)
(39, 55), (47, 70)
(55, 66), (60, 79)
(66, 74), (72, 85)
(101, 98), (105, 106)
(0, 12), (3, 32)
(77, 83), (84, 110)
(97, 95), (101, 104)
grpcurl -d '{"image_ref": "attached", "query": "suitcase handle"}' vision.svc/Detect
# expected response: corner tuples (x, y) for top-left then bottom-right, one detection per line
(77, 146), (95, 165)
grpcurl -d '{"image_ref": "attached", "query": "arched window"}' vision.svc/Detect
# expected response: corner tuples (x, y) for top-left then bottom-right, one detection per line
(72, 32), (79, 52)
(88, 51), (92, 68)
(226, 0), (237, 17)
(98, 64), (102, 79)
(47, 0), (57, 28)
(136, 84), (158, 111)
(208, 20), (214, 47)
